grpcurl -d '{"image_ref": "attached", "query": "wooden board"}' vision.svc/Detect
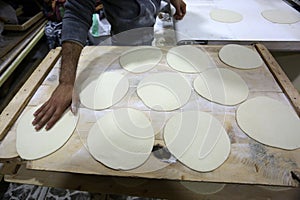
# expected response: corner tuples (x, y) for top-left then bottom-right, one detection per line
(4, 164), (300, 200)
(0, 26), (45, 87)
(4, 12), (44, 31)
(1, 45), (300, 188)
(255, 44), (300, 115)
(0, 18), (46, 61)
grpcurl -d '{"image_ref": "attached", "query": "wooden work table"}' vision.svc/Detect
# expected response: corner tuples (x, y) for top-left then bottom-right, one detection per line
(0, 44), (300, 199)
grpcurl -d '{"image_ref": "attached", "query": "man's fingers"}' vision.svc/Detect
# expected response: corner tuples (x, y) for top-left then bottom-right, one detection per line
(175, 6), (182, 16)
(33, 102), (48, 116)
(71, 101), (79, 116)
(175, 7), (186, 20)
(34, 106), (55, 131)
(32, 104), (50, 125)
(71, 89), (80, 115)
(45, 109), (64, 130)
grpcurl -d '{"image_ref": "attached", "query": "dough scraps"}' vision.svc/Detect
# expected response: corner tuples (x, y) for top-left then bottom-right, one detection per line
(87, 108), (154, 170)
(119, 46), (162, 73)
(16, 107), (78, 160)
(236, 96), (300, 150)
(193, 68), (249, 105)
(79, 71), (129, 110)
(261, 9), (300, 24)
(164, 111), (231, 172)
(219, 44), (263, 69)
(166, 45), (215, 73)
(210, 9), (243, 23)
(137, 72), (192, 111)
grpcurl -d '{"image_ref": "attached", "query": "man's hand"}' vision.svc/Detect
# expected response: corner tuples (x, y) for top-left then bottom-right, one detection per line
(32, 83), (73, 130)
(170, 0), (186, 20)
(32, 41), (83, 131)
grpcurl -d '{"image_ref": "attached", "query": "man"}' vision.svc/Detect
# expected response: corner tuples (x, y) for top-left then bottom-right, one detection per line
(32, 0), (186, 130)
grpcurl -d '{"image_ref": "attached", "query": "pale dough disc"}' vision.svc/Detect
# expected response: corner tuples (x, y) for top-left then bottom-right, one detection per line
(87, 108), (154, 170)
(164, 111), (231, 172)
(16, 107), (78, 160)
(210, 9), (243, 23)
(137, 72), (192, 111)
(219, 44), (263, 69)
(119, 46), (162, 73)
(166, 45), (215, 73)
(193, 68), (249, 105)
(236, 96), (300, 150)
(261, 9), (300, 24)
(79, 71), (129, 110)
(181, 181), (225, 195)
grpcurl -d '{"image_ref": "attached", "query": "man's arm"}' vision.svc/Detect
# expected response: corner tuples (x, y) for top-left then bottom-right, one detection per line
(32, 42), (82, 130)
(33, 0), (95, 130)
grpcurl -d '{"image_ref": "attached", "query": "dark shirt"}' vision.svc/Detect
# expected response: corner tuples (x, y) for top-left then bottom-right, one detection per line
(61, 0), (161, 46)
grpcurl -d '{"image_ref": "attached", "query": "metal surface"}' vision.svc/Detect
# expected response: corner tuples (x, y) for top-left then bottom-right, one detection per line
(287, 0), (300, 7)
(174, 0), (300, 50)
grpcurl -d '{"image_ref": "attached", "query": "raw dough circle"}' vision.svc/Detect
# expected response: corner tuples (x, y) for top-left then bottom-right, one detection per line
(137, 72), (192, 111)
(166, 45), (214, 73)
(16, 107), (78, 160)
(261, 9), (300, 24)
(236, 96), (300, 150)
(193, 68), (249, 105)
(181, 181), (225, 195)
(210, 9), (243, 23)
(119, 46), (162, 73)
(164, 111), (231, 172)
(79, 71), (129, 110)
(219, 44), (263, 69)
(87, 108), (154, 170)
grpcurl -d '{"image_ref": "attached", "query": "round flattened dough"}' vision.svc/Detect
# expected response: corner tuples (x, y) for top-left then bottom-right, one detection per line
(16, 107), (78, 160)
(261, 9), (300, 24)
(166, 45), (215, 73)
(119, 46), (162, 73)
(87, 108), (154, 170)
(193, 68), (249, 105)
(79, 71), (129, 110)
(181, 182), (225, 195)
(164, 111), (231, 172)
(236, 96), (300, 150)
(137, 72), (192, 111)
(210, 9), (243, 23)
(219, 44), (263, 69)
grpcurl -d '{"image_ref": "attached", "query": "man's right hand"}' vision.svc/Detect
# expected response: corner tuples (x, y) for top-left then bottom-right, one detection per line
(32, 83), (73, 131)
